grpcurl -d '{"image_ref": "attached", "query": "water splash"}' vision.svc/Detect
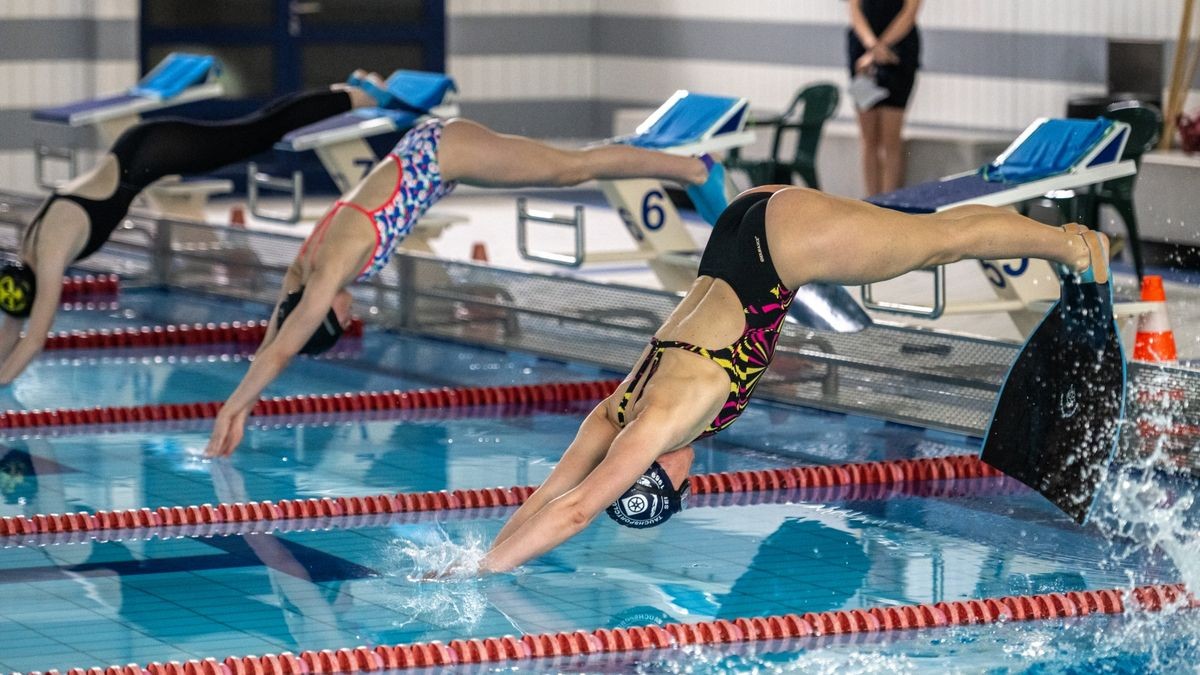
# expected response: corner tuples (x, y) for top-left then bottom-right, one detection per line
(397, 527), (488, 581)
(366, 526), (492, 630)
(1093, 376), (1200, 593)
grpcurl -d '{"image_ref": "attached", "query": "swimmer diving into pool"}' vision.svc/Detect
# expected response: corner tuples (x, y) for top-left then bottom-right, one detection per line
(203, 72), (728, 457)
(0, 78), (384, 384)
(466, 188), (1111, 575)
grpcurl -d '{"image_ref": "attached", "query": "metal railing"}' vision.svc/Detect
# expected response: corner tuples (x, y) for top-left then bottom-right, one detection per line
(0, 189), (1195, 473)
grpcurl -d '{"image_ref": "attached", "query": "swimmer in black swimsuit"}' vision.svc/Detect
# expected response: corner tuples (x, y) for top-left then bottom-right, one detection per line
(0, 80), (382, 384)
(470, 186), (1110, 576)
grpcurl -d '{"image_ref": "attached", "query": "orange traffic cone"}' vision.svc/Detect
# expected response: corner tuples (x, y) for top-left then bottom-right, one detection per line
(470, 241), (489, 263)
(229, 204), (247, 229)
(1133, 275), (1177, 363)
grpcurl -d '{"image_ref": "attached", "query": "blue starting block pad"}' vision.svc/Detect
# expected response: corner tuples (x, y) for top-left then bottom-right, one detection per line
(33, 52), (222, 127)
(612, 90), (754, 156)
(277, 70), (457, 152)
(277, 107), (415, 152)
(868, 117), (1135, 213)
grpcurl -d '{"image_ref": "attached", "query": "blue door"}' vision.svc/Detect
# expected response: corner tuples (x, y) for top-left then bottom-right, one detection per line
(141, 0), (446, 118)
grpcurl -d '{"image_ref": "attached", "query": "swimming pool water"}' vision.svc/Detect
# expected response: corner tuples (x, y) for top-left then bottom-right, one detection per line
(0, 483), (1179, 672)
(11, 289), (612, 410)
(0, 289), (1192, 673)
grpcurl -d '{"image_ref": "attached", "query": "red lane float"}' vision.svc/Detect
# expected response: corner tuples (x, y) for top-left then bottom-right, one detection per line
(26, 583), (1197, 675)
(0, 454), (1005, 538)
(0, 472), (1024, 550)
(41, 318), (365, 352)
(0, 398), (601, 440)
(689, 453), (1002, 496)
(59, 274), (119, 301)
(0, 379), (623, 430)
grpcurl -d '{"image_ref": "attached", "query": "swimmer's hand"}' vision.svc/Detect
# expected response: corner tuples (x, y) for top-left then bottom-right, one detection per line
(416, 558), (484, 581)
(205, 406), (249, 457)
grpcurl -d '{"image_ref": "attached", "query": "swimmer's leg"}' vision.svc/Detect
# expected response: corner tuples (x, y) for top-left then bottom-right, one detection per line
(762, 187), (1107, 291)
(108, 87), (362, 192)
(436, 118), (710, 189)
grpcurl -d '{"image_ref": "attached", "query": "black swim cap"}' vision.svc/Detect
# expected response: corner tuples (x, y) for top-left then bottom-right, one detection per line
(276, 287), (343, 355)
(606, 461), (690, 529)
(0, 261), (36, 318)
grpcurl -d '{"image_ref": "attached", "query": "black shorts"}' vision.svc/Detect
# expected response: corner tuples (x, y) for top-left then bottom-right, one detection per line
(872, 66), (917, 109)
(847, 28), (920, 110)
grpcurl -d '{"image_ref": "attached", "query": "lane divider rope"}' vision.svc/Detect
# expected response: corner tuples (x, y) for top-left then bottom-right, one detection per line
(0, 453), (1002, 537)
(59, 274), (119, 301)
(19, 583), (1196, 675)
(0, 379), (623, 430)
(41, 319), (364, 352)
(0, 399), (599, 440)
(0, 472), (1024, 549)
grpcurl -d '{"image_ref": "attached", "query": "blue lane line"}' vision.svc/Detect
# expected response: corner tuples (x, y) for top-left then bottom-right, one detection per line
(0, 535), (376, 585)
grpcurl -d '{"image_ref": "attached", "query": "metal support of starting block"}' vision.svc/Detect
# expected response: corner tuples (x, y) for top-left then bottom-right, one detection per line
(247, 162), (304, 223)
(862, 266), (947, 319)
(516, 198), (588, 267)
(516, 91), (755, 291)
(860, 261), (1037, 321)
(862, 117), (1137, 334)
(34, 143), (78, 190)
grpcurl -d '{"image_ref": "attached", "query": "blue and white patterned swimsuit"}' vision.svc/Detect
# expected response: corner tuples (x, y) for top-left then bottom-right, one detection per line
(299, 117), (457, 281)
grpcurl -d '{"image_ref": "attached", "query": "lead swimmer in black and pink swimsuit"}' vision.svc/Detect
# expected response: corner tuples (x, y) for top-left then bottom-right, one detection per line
(472, 189), (1109, 576)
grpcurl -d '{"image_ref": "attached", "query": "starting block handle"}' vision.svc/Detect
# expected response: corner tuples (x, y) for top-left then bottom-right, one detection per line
(34, 143), (77, 190)
(860, 266), (946, 319)
(247, 162), (303, 224)
(516, 197), (586, 268)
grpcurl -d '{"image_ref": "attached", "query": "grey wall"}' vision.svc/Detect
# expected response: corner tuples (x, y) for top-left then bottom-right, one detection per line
(0, 1), (139, 193)
(446, 1), (1200, 139)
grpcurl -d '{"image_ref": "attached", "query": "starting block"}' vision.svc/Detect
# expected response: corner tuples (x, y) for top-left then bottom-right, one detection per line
(32, 53), (230, 222)
(517, 90), (754, 291)
(248, 70), (459, 227)
(862, 117), (1137, 334)
(33, 53), (224, 188)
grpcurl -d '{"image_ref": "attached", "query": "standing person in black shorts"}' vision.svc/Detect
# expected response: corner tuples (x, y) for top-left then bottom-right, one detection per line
(847, 0), (922, 196)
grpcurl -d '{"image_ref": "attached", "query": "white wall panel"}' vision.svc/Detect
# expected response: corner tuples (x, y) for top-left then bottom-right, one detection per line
(593, 56), (1118, 133)
(93, 60), (140, 95)
(0, 0), (88, 20)
(90, 0), (138, 20)
(595, 0), (1187, 38)
(448, 55), (594, 100)
(0, 151), (38, 195)
(0, 61), (134, 109)
(449, 0), (594, 17)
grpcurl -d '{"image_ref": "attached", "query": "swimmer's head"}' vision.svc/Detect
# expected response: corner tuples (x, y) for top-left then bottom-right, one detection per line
(0, 260), (36, 318)
(606, 458), (691, 529)
(276, 287), (353, 355)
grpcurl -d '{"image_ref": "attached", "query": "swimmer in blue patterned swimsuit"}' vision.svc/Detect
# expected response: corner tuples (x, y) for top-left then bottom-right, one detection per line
(207, 71), (728, 456)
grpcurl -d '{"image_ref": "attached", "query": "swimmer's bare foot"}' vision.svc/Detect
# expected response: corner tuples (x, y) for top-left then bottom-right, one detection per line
(336, 71), (375, 108)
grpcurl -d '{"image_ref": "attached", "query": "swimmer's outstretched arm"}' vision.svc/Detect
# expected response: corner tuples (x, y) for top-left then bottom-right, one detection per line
(0, 319), (22, 368)
(479, 408), (684, 574)
(488, 404), (620, 549)
(0, 250), (70, 385)
(204, 271), (341, 457)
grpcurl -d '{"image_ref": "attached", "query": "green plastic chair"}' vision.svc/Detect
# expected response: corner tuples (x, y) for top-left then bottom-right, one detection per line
(728, 82), (840, 189)
(1057, 101), (1161, 280)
